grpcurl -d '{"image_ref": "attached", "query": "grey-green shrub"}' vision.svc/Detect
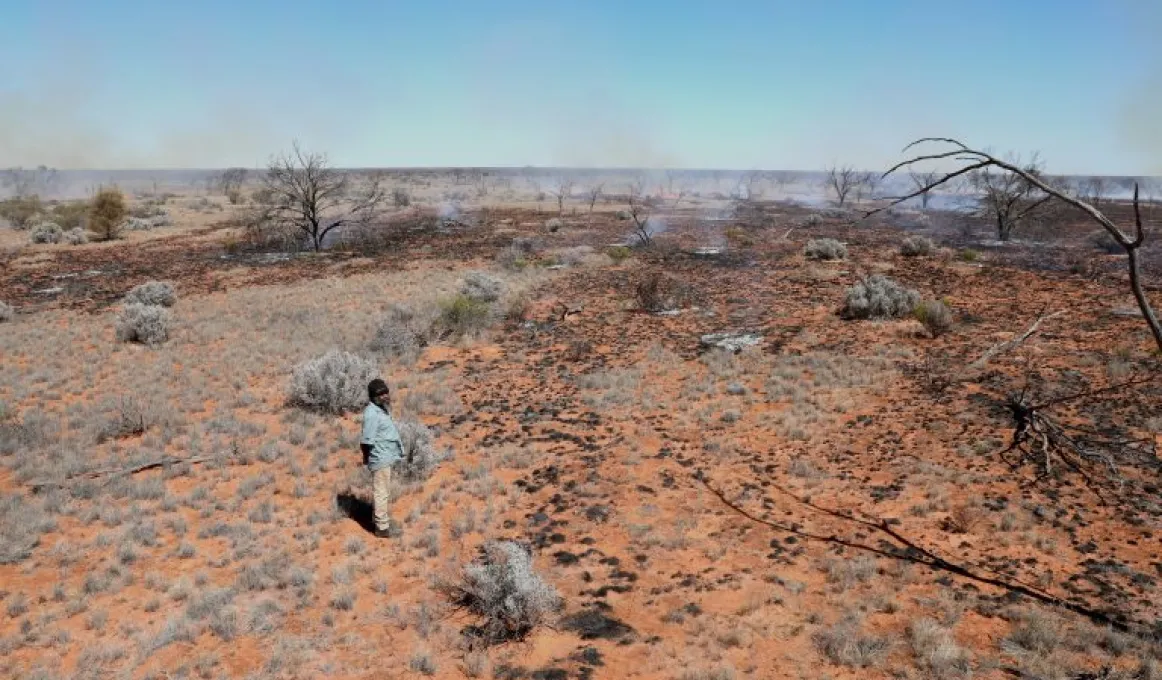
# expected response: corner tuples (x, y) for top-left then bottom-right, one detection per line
(30, 221), (63, 244)
(123, 281), (177, 308)
(840, 275), (920, 320)
(461, 271), (504, 303)
(395, 419), (449, 482)
(805, 238), (847, 261)
(63, 228), (88, 245)
(116, 304), (173, 346)
(900, 235), (936, 257)
(436, 540), (561, 644)
(370, 304), (431, 359)
(287, 350), (377, 415)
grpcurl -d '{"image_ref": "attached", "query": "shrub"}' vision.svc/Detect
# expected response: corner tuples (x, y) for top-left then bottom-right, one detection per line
(115, 304), (172, 346)
(437, 540), (561, 645)
(607, 245), (631, 264)
(63, 228), (88, 245)
(49, 200), (89, 230)
(840, 275), (921, 320)
(496, 245), (530, 272)
(900, 235), (936, 257)
(0, 195), (43, 229)
(800, 213), (823, 228)
(435, 294), (492, 338)
(370, 304), (431, 359)
(461, 271), (503, 303)
(1089, 229), (1122, 254)
(908, 618), (970, 679)
(634, 271), (691, 312)
(0, 302), (12, 323)
(395, 419), (448, 482)
(123, 281), (177, 308)
(959, 248), (980, 262)
(545, 218), (563, 232)
(812, 618), (892, 668)
(392, 188), (411, 207)
(287, 350), (377, 415)
(89, 187), (128, 241)
(804, 238), (847, 261)
(29, 221), (63, 244)
(914, 299), (953, 337)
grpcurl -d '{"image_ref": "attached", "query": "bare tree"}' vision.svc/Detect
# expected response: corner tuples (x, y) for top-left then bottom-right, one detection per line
(627, 181), (655, 247)
(853, 171), (878, 204)
(826, 165), (859, 207)
(257, 142), (389, 252)
(2, 165), (58, 197)
(586, 183), (603, 223)
(552, 179), (574, 216)
(968, 153), (1051, 241)
(216, 167), (249, 204)
(1078, 176), (1109, 209)
(869, 137), (1162, 353)
(909, 170), (942, 209)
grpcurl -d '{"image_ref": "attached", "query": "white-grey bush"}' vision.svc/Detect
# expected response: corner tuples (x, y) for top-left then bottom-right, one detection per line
(545, 218), (563, 232)
(63, 228), (88, 245)
(461, 271), (504, 303)
(805, 238), (847, 261)
(395, 419), (449, 482)
(116, 303), (173, 346)
(370, 304), (432, 359)
(288, 350), (377, 415)
(123, 281), (177, 308)
(437, 540), (561, 644)
(0, 302), (13, 323)
(30, 222), (63, 244)
(840, 275), (921, 320)
(900, 235), (936, 257)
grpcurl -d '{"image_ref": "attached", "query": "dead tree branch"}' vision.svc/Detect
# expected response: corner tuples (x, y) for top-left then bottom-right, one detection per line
(30, 455), (216, 493)
(968, 310), (1065, 370)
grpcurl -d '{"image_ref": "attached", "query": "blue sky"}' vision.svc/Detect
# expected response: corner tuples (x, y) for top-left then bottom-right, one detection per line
(0, 0), (1158, 173)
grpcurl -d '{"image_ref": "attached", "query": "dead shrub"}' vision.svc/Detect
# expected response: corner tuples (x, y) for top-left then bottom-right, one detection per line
(436, 540), (561, 646)
(634, 271), (692, 312)
(370, 304), (432, 360)
(908, 618), (971, 679)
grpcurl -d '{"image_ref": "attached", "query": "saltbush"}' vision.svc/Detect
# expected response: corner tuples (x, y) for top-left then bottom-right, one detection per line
(914, 299), (953, 337)
(115, 303), (173, 346)
(805, 238), (847, 261)
(899, 235), (935, 257)
(840, 275), (921, 320)
(435, 294), (492, 337)
(370, 304), (431, 359)
(63, 228), (88, 245)
(395, 419), (449, 482)
(29, 222), (63, 244)
(123, 281), (177, 308)
(461, 272), (504, 303)
(287, 350), (377, 415)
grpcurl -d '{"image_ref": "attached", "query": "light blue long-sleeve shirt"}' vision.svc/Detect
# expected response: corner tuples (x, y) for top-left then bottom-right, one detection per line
(360, 403), (403, 472)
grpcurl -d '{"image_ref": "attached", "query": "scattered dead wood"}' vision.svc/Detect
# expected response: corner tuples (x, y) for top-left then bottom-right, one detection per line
(30, 455), (216, 494)
(968, 309), (1064, 370)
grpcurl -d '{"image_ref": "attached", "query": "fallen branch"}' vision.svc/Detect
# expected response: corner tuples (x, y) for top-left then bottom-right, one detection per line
(694, 471), (1147, 637)
(30, 455), (215, 493)
(969, 310), (1064, 370)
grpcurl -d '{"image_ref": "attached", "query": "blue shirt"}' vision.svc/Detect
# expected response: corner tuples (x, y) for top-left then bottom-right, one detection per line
(360, 403), (403, 471)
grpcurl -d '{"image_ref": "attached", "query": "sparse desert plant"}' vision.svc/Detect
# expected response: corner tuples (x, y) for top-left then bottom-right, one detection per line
(908, 618), (971, 679)
(392, 187), (411, 207)
(805, 238), (847, 260)
(409, 650), (437, 675)
(0, 194), (43, 229)
(115, 303), (172, 346)
(914, 299), (953, 337)
(434, 294), (492, 338)
(496, 244), (530, 271)
(436, 540), (561, 645)
(0, 302), (12, 323)
(49, 200), (89, 230)
(63, 227), (88, 245)
(634, 271), (691, 312)
(813, 617), (893, 668)
(840, 275), (921, 320)
(607, 245), (631, 263)
(123, 281), (177, 308)
(461, 271), (503, 303)
(88, 187), (128, 241)
(29, 221), (63, 244)
(287, 350), (377, 415)
(545, 217), (563, 232)
(900, 235), (936, 256)
(370, 303), (431, 359)
(395, 419), (448, 482)
(959, 248), (980, 262)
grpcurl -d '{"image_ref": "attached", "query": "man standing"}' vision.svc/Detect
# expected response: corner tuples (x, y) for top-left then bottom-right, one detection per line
(361, 379), (403, 538)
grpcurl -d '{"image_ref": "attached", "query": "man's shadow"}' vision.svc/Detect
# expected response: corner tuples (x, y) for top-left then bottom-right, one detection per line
(335, 492), (375, 534)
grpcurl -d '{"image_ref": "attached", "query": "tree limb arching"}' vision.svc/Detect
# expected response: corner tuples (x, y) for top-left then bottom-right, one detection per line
(865, 138), (1162, 353)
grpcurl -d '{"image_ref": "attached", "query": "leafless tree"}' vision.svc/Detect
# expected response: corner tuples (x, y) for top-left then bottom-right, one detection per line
(2, 165), (58, 197)
(966, 153), (1052, 241)
(869, 137), (1162, 353)
(586, 183), (603, 222)
(853, 171), (879, 204)
(627, 180), (655, 247)
(257, 142), (389, 252)
(909, 170), (942, 209)
(216, 167), (249, 204)
(552, 179), (574, 216)
(1077, 176), (1109, 209)
(826, 165), (860, 207)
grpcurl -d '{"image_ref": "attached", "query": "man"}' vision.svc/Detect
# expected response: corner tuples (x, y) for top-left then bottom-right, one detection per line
(360, 379), (403, 538)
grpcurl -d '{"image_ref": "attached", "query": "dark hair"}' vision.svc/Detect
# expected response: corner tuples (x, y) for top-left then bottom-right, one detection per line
(368, 378), (390, 400)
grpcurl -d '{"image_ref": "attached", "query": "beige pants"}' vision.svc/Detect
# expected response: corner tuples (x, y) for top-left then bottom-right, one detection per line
(371, 466), (394, 532)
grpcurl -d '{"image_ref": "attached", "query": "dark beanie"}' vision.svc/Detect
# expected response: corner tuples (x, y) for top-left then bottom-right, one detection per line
(368, 379), (390, 400)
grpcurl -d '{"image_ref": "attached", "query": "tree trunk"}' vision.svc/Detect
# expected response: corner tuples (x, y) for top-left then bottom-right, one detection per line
(1125, 247), (1162, 353)
(997, 214), (1010, 241)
